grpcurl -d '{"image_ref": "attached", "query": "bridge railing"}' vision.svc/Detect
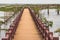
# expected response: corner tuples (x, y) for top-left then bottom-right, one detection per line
(29, 7), (59, 40)
(2, 7), (59, 40)
(2, 8), (24, 40)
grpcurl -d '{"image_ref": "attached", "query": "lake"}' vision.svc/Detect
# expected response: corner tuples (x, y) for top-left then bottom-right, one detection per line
(40, 9), (60, 39)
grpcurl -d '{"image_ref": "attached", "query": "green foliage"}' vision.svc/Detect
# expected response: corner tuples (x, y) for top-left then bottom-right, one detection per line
(0, 29), (8, 31)
(48, 21), (53, 27)
(41, 17), (53, 28)
(0, 21), (4, 24)
(41, 17), (47, 23)
(0, 6), (22, 12)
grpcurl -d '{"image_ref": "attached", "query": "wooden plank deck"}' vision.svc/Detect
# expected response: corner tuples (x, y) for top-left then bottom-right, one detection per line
(13, 8), (43, 40)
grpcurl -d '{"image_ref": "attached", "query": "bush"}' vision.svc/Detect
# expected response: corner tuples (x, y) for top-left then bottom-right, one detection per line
(41, 17), (53, 28)
(0, 21), (4, 24)
(48, 21), (53, 27)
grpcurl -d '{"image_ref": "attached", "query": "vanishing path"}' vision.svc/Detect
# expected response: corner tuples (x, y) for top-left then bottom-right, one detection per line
(13, 8), (43, 40)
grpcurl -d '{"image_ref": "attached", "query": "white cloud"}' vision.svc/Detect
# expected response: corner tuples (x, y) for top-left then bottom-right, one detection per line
(0, 0), (60, 4)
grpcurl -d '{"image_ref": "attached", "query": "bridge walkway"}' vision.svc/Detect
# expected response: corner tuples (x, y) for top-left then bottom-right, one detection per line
(13, 8), (43, 40)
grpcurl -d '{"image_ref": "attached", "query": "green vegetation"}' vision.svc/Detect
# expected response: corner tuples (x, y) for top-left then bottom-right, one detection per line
(0, 4), (59, 28)
(0, 21), (4, 24)
(55, 28), (60, 33)
(0, 29), (8, 31)
(54, 28), (60, 36)
(39, 14), (53, 28)
(42, 17), (53, 28)
(0, 4), (60, 14)
(0, 6), (22, 12)
(0, 5), (23, 25)
(48, 21), (53, 27)
(31, 7), (40, 14)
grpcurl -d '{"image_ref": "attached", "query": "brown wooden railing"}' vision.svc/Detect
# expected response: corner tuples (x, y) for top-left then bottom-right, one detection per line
(28, 7), (59, 40)
(2, 8), (24, 40)
(2, 7), (59, 40)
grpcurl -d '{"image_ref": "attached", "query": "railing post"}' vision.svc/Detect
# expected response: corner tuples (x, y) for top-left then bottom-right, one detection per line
(53, 37), (59, 40)
(45, 28), (49, 40)
(2, 36), (9, 40)
(48, 32), (53, 40)
(2, 7), (24, 40)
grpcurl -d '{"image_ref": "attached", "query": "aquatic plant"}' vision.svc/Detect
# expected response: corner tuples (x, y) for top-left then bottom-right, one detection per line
(55, 28), (60, 33)
(41, 17), (53, 28)
(48, 21), (53, 27)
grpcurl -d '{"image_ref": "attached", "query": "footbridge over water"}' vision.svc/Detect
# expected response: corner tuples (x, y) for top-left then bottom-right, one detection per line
(2, 7), (59, 40)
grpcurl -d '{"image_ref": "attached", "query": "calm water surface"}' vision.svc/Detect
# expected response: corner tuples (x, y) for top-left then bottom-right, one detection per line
(40, 9), (60, 39)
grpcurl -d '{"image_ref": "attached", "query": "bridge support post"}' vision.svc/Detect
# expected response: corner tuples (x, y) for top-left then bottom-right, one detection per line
(47, 5), (49, 15)
(57, 9), (59, 15)
(48, 32), (53, 40)
(47, 8), (49, 15)
(38, 13), (39, 18)
(57, 5), (60, 15)
(47, 5), (50, 15)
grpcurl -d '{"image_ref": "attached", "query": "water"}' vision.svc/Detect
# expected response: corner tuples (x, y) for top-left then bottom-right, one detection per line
(0, 11), (4, 16)
(0, 11), (14, 22)
(0, 30), (6, 40)
(40, 9), (60, 39)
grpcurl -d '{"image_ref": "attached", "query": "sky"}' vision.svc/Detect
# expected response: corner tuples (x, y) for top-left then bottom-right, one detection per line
(0, 0), (60, 4)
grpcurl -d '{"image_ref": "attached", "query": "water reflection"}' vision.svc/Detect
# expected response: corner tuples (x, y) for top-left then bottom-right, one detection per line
(0, 30), (6, 40)
(40, 9), (60, 37)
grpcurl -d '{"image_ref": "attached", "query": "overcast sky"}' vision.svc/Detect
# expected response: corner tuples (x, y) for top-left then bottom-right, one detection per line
(0, 0), (60, 4)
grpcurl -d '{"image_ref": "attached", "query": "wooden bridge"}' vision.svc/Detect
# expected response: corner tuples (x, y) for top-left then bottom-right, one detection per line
(2, 7), (59, 40)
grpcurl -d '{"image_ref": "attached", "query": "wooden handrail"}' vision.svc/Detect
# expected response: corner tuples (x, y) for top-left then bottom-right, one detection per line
(28, 7), (59, 40)
(2, 7), (24, 40)
(2, 7), (59, 40)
